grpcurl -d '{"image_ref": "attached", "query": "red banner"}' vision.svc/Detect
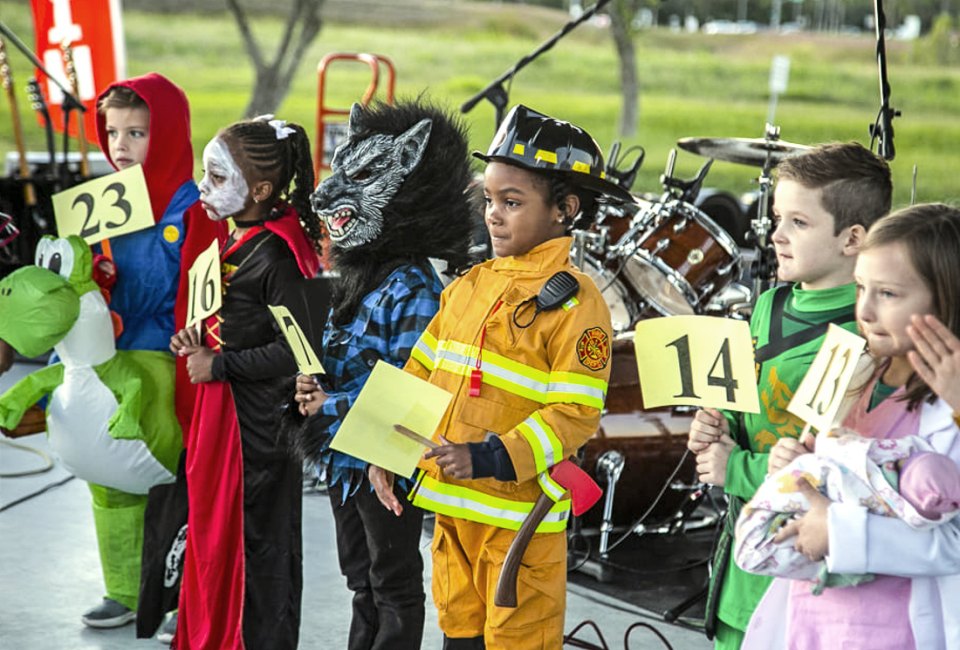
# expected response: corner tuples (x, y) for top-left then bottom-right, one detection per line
(30, 0), (126, 145)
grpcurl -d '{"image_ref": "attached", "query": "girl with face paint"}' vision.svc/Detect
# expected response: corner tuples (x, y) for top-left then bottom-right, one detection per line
(169, 117), (321, 650)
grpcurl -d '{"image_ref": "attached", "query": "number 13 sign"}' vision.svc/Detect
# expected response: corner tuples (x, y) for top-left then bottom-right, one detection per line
(52, 165), (154, 244)
(787, 324), (866, 432)
(634, 316), (760, 413)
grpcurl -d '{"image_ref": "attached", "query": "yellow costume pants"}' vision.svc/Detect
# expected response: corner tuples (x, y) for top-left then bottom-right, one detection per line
(432, 514), (566, 650)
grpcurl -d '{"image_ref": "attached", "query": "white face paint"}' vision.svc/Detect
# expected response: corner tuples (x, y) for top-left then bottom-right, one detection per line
(198, 137), (249, 221)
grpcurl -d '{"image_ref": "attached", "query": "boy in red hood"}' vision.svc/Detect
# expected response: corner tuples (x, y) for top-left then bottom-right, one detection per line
(71, 73), (225, 630)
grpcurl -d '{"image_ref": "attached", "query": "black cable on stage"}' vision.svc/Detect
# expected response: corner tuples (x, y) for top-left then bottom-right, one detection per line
(0, 474), (74, 513)
(624, 621), (673, 650)
(564, 619), (610, 650)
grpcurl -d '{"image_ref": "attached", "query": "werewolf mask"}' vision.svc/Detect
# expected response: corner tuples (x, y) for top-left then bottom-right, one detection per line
(311, 100), (475, 325)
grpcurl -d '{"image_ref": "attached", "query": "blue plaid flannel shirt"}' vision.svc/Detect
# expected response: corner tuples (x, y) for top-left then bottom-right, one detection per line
(313, 263), (443, 497)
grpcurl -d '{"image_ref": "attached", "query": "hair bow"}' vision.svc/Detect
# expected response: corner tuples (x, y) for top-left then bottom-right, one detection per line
(253, 113), (296, 140)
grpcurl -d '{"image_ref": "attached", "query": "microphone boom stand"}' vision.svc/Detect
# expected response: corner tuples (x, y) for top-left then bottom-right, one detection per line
(461, 0), (612, 129)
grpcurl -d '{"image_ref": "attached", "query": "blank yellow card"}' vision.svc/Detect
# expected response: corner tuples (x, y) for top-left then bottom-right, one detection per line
(330, 360), (453, 476)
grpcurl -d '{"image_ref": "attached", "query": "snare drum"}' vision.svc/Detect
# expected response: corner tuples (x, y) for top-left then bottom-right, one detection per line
(621, 200), (741, 317)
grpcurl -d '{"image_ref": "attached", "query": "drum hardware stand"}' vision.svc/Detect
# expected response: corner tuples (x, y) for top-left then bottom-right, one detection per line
(747, 123), (782, 301)
(869, 0), (898, 162)
(604, 141), (645, 195)
(572, 229), (588, 270)
(659, 149), (714, 207)
(596, 450), (625, 557)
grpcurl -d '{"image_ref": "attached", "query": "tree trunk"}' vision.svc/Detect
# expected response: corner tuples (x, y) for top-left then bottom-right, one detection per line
(608, 2), (639, 138)
(226, 0), (325, 118)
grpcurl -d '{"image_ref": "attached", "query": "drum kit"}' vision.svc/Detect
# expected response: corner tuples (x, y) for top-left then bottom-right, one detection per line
(574, 123), (809, 335)
(573, 125), (810, 582)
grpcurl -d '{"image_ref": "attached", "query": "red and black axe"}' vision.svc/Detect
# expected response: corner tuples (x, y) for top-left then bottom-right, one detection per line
(494, 459), (601, 608)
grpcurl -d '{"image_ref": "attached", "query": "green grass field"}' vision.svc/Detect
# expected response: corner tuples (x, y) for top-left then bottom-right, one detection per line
(2, 1), (958, 209)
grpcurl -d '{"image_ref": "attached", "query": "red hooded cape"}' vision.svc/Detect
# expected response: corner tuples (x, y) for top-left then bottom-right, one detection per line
(95, 73), (227, 434)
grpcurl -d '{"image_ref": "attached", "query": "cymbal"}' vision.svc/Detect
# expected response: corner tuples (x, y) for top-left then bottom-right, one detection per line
(677, 136), (810, 167)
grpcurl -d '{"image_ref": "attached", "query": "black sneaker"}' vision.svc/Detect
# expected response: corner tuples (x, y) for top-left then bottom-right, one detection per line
(81, 598), (136, 628)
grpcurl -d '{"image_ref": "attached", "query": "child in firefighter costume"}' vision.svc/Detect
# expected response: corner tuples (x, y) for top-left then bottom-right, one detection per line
(368, 105), (630, 650)
(292, 99), (475, 650)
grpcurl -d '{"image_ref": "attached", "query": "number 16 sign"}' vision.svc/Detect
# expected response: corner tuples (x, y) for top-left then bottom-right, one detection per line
(186, 240), (222, 328)
(634, 316), (760, 413)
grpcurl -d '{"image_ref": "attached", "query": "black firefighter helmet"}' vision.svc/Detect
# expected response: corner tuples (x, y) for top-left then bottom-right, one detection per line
(473, 104), (633, 204)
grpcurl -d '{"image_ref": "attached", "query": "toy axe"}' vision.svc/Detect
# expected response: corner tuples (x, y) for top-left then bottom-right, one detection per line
(494, 459), (601, 608)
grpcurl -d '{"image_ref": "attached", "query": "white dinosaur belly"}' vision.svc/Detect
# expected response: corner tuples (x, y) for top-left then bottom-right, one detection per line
(47, 366), (174, 494)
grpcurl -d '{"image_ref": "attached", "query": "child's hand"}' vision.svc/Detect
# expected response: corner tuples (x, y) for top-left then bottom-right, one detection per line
(170, 327), (202, 356)
(294, 374), (327, 417)
(687, 408), (729, 453)
(768, 435), (815, 474)
(185, 347), (216, 383)
(774, 478), (831, 561)
(425, 436), (473, 479)
(368, 465), (402, 516)
(907, 314), (960, 413)
(694, 433), (735, 486)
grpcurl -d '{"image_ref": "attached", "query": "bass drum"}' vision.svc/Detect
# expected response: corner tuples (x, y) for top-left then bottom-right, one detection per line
(622, 199), (741, 317)
(576, 252), (641, 334)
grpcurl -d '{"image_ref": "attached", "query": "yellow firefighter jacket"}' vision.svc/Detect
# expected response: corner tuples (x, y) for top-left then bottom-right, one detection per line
(405, 236), (612, 533)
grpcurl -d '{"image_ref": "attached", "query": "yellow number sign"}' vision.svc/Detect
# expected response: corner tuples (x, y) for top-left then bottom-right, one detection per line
(634, 315), (760, 413)
(52, 164), (154, 244)
(788, 324), (867, 432)
(268, 305), (325, 375)
(186, 240), (222, 328)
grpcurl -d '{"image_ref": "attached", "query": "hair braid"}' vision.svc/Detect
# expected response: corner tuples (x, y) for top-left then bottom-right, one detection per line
(286, 123), (323, 254)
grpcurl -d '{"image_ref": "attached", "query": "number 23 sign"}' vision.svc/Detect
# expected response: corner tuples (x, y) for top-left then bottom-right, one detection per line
(634, 316), (760, 413)
(52, 164), (154, 244)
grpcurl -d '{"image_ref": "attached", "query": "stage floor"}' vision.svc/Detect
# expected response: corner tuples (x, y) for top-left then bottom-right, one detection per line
(0, 360), (712, 649)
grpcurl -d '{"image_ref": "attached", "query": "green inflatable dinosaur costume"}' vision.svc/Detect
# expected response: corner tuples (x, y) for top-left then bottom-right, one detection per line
(0, 235), (182, 617)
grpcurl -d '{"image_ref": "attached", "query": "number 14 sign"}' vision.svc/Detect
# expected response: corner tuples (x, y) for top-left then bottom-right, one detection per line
(634, 316), (760, 413)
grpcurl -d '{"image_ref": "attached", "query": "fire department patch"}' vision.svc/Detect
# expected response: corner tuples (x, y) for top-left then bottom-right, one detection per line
(576, 327), (610, 371)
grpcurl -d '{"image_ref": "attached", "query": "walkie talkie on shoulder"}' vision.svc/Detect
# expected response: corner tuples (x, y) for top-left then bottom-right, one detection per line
(513, 271), (580, 329)
(536, 271), (579, 312)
